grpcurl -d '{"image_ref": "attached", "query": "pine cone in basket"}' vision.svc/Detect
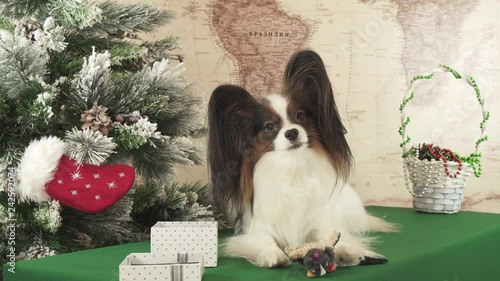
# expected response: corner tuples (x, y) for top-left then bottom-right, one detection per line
(418, 143), (460, 162)
(418, 143), (440, 161)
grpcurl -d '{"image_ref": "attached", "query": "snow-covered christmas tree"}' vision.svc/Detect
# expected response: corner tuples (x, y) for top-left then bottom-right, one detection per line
(0, 0), (216, 267)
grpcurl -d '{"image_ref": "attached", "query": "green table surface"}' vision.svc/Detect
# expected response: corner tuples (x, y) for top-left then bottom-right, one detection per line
(3, 206), (500, 281)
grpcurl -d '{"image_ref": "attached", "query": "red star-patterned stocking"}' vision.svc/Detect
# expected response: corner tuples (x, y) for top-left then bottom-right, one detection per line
(45, 155), (135, 213)
(16, 136), (135, 213)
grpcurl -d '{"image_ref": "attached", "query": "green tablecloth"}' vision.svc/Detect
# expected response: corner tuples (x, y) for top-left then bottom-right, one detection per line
(3, 206), (500, 281)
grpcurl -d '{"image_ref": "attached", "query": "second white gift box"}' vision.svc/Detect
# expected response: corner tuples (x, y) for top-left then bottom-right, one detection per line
(151, 221), (218, 267)
(119, 252), (204, 281)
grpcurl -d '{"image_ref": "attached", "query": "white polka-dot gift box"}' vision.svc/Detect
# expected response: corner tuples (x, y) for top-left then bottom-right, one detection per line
(119, 252), (204, 281)
(151, 221), (218, 267)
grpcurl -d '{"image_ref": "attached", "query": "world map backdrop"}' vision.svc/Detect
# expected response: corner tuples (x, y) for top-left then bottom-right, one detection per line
(119, 0), (500, 213)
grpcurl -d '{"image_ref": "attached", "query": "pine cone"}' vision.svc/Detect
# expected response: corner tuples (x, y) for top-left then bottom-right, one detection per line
(16, 18), (41, 42)
(80, 102), (114, 135)
(418, 143), (440, 161)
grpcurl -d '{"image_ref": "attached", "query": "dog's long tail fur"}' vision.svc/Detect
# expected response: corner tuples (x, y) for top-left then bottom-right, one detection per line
(367, 214), (398, 233)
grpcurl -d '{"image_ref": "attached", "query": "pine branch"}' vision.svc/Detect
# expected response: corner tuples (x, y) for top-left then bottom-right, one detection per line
(149, 92), (204, 137)
(101, 59), (185, 115)
(32, 200), (62, 234)
(141, 36), (179, 53)
(17, 237), (57, 261)
(0, 92), (8, 120)
(15, 82), (57, 135)
(0, 194), (52, 265)
(65, 128), (117, 165)
(0, 84), (57, 173)
(139, 82), (204, 137)
(0, 143), (22, 183)
(131, 181), (213, 228)
(47, 0), (103, 30)
(50, 79), (84, 130)
(67, 48), (114, 113)
(47, 50), (85, 82)
(61, 33), (149, 73)
(141, 36), (179, 61)
(64, 33), (120, 55)
(127, 138), (177, 182)
(55, 197), (133, 252)
(64, 33), (139, 59)
(85, 2), (174, 36)
(130, 182), (165, 215)
(0, 31), (49, 98)
(108, 43), (146, 66)
(170, 137), (203, 166)
(109, 60), (205, 137)
(0, 16), (15, 32)
(0, 0), (50, 19)
(103, 72), (148, 115)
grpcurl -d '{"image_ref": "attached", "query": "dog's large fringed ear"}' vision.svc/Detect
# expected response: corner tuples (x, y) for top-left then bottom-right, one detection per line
(207, 84), (258, 219)
(282, 50), (353, 182)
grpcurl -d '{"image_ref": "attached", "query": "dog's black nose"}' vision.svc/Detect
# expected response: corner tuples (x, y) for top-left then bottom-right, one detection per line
(285, 129), (299, 141)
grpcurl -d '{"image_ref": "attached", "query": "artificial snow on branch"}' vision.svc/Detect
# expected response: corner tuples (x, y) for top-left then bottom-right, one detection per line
(72, 47), (113, 109)
(0, 0), (50, 19)
(33, 200), (63, 233)
(65, 128), (117, 165)
(47, 0), (102, 30)
(0, 30), (48, 98)
(87, 2), (174, 36)
(113, 117), (161, 150)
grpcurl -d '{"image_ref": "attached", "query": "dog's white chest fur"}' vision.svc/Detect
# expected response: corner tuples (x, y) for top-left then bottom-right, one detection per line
(252, 147), (337, 247)
(223, 146), (385, 268)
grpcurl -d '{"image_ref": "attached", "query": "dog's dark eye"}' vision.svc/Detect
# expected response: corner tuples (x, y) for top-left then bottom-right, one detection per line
(296, 112), (305, 121)
(265, 123), (276, 131)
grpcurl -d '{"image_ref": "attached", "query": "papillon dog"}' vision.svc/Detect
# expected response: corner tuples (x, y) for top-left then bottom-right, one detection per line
(207, 50), (394, 269)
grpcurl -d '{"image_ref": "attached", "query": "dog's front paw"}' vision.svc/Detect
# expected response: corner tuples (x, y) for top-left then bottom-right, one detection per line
(334, 242), (365, 267)
(254, 247), (291, 268)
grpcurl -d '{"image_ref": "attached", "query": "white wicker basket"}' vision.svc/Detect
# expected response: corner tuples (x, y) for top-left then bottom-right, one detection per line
(399, 65), (489, 214)
(403, 154), (473, 213)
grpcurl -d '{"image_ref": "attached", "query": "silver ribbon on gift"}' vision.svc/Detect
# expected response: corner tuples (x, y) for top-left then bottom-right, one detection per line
(171, 252), (189, 281)
(171, 264), (183, 281)
(177, 252), (188, 264)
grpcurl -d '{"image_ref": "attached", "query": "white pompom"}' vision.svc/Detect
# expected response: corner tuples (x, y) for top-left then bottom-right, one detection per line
(17, 136), (67, 202)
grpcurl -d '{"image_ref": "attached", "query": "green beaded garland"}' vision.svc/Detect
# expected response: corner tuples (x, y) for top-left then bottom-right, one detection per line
(402, 147), (415, 158)
(475, 136), (488, 148)
(480, 112), (490, 129)
(400, 65), (489, 178)
(400, 136), (411, 147)
(399, 92), (414, 112)
(411, 74), (434, 83)
(468, 75), (482, 103)
(398, 116), (410, 136)
(440, 64), (462, 79)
